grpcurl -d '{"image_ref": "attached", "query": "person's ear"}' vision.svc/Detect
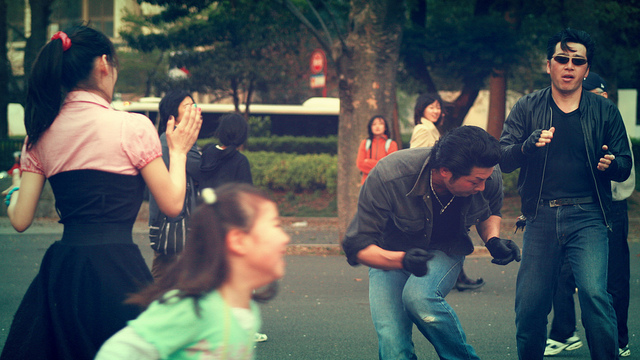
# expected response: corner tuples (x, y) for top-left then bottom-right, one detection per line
(546, 60), (551, 75)
(99, 55), (116, 77)
(226, 228), (250, 256)
(439, 167), (452, 180)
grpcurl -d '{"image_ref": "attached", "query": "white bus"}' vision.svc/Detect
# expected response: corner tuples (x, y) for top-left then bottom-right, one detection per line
(111, 97), (340, 138)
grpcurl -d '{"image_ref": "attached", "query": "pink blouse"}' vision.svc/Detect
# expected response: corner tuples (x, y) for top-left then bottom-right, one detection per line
(21, 91), (161, 177)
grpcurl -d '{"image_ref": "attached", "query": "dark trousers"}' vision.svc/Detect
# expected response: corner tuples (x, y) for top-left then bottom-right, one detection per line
(549, 199), (630, 348)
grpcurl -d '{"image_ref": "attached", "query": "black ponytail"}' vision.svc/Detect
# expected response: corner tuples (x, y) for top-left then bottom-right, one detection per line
(25, 25), (118, 149)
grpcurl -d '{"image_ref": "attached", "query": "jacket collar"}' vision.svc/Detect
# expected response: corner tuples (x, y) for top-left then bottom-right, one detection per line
(407, 154), (433, 197)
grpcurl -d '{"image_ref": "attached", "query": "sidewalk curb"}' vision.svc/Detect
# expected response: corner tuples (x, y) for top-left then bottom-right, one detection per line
(285, 244), (491, 258)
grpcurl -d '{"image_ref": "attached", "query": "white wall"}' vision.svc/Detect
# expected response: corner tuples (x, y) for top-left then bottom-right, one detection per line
(8, 104), (26, 137)
(619, 89), (638, 139)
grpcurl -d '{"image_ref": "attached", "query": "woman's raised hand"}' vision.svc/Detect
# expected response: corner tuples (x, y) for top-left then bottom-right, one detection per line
(166, 104), (202, 156)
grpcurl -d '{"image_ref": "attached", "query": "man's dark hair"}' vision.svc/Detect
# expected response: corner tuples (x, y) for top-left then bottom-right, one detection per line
(158, 90), (194, 134)
(546, 28), (595, 67)
(429, 126), (500, 179)
(216, 113), (248, 147)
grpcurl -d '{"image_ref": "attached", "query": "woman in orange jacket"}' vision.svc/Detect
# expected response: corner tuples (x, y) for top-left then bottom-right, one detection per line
(356, 115), (398, 185)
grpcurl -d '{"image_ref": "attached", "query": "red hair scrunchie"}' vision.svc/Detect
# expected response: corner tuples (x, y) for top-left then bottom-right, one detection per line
(51, 31), (72, 52)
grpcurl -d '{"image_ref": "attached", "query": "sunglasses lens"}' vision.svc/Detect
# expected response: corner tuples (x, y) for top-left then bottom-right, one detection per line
(554, 56), (587, 66)
(572, 58), (587, 66)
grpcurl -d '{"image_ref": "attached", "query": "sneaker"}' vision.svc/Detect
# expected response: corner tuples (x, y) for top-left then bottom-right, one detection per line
(254, 332), (268, 342)
(455, 278), (486, 291)
(619, 345), (631, 357)
(544, 336), (583, 356)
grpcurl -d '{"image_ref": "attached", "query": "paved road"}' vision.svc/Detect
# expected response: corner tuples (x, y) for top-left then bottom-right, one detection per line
(1, 218), (639, 359)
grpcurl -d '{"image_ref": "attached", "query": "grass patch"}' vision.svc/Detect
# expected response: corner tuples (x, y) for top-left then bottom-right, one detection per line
(271, 189), (337, 217)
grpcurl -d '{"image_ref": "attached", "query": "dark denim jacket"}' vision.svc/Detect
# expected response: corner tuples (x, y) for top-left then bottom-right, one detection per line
(342, 147), (503, 266)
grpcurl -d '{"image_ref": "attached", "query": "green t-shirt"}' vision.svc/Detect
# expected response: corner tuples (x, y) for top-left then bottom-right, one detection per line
(129, 290), (260, 360)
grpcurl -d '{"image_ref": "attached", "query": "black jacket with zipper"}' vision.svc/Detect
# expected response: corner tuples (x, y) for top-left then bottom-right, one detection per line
(499, 86), (632, 225)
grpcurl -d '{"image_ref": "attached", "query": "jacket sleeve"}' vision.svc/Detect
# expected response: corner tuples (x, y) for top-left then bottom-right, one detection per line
(499, 100), (529, 173)
(410, 125), (438, 148)
(342, 165), (392, 266)
(185, 144), (202, 183)
(238, 155), (253, 185)
(160, 134), (170, 168)
(356, 139), (376, 174)
(388, 140), (399, 154)
(603, 107), (632, 182)
(487, 166), (504, 217)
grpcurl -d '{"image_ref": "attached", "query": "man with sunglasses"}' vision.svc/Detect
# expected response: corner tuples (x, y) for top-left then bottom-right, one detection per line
(544, 72), (634, 358)
(499, 29), (632, 359)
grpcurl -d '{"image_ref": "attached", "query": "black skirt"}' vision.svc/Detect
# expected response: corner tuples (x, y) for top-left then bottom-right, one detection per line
(1, 171), (153, 359)
(0, 234), (152, 360)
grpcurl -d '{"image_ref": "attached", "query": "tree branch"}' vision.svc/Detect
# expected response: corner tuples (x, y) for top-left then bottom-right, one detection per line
(7, 24), (27, 41)
(319, 0), (348, 51)
(305, 0), (333, 46)
(281, 0), (332, 54)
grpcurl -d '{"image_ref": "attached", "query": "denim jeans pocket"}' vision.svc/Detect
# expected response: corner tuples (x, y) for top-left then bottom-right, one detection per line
(576, 202), (600, 212)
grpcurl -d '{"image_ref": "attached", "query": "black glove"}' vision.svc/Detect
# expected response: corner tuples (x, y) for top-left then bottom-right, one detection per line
(402, 248), (434, 277)
(486, 237), (521, 265)
(521, 129), (543, 155)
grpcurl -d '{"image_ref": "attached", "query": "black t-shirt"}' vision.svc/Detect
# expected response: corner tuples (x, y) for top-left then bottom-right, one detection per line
(541, 100), (593, 200)
(428, 191), (463, 255)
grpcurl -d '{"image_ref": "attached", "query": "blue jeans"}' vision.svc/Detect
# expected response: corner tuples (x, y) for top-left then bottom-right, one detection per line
(515, 202), (617, 359)
(368, 251), (479, 360)
(548, 253), (578, 342)
(549, 200), (631, 348)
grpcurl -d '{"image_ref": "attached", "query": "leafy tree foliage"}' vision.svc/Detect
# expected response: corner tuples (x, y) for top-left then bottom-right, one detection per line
(400, 0), (526, 131)
(121, 0), (316, 110)
(517, 0), (640, 103)
(0, 0), (8, 138)
(400, 0), (640, 133)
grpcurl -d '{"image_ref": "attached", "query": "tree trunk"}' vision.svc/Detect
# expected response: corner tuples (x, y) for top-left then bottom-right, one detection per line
(486, 68), (506, 139)
(24, 0), (54, 81)
(0, 0), (9, 138)
(441, 75), (483, 133)
(336, 0), (405, 240)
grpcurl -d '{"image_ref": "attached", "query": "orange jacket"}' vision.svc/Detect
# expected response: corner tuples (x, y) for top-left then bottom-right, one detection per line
(356, 135), (398, 185)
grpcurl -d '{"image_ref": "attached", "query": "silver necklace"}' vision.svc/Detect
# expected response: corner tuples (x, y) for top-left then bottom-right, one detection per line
(430, 172), (455, 215)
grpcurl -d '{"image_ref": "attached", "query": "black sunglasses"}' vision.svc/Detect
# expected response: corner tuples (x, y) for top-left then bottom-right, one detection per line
(553, 55), (588, 66)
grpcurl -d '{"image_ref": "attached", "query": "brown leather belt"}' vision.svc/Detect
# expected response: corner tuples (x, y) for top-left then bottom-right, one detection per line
(540, 196), (594, 207)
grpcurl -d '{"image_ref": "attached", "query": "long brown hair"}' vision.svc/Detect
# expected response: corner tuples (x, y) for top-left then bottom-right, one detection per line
(127, 183), (278, 310)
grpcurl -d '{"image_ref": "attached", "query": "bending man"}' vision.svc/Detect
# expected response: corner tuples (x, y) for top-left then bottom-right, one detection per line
(343, 125), (521, 359)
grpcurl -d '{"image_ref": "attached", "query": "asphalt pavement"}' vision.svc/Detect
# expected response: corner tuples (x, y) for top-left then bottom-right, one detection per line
(1, 217), (639, 359)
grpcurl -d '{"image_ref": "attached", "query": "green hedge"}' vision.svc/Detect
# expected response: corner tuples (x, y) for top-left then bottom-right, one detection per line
(245, 150), (523, 196)
(201, 134), (407, 154)
(246, 151), (338, 193)
(198, 136), (338, 155)
(247, 136), (338, 154)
